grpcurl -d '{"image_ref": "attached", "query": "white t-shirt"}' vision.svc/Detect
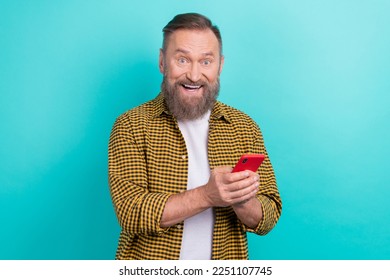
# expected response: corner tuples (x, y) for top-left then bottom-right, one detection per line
(177, 111), (215, 260)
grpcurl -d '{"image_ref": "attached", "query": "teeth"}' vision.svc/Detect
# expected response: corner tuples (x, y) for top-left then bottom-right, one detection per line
(183, 84), (201, 89)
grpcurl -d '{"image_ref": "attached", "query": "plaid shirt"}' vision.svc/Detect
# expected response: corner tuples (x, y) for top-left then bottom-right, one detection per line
(108, 94), (282, 259)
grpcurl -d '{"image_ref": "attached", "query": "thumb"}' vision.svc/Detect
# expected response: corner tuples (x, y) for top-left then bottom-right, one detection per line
(212, 166), (233, 174)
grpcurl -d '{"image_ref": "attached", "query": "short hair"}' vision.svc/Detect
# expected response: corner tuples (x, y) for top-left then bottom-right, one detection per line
(162, 13), (223, 55)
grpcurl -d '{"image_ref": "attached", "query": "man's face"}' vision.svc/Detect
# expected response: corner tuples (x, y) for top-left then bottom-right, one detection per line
(159, 29), (224, 120)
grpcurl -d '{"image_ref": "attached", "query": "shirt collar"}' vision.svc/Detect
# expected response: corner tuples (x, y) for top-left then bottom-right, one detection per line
(152, 93), (231, 124)
(151, 93), (170, 117)
(210, 100), (231, 124)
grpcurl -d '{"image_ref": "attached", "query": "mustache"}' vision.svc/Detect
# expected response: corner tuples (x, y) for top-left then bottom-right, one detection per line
(161, 75), (220, 120)
(175, 78), (208, 87)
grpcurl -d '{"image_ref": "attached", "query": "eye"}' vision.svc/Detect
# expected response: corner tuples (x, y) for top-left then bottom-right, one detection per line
(178, 57), (188, 64)
(202, 59), (211, 66)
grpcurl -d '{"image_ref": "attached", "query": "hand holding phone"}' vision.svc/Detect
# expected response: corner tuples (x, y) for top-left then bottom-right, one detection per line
(232, 154), (265, 173)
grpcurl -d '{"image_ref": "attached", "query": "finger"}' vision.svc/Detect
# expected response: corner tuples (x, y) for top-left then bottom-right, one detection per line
(226, 170), (258, 184)
(225, 171), (259, 187)
(233, 188), (258, 205)
(228, 188), (258, 205)
(213, 166), (233, 174)
(230, 181), (259, 199)
(216, 182), (258, 207)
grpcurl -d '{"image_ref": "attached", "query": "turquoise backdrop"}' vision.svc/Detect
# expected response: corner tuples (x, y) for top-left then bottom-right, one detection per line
(1, 0), (389, 260)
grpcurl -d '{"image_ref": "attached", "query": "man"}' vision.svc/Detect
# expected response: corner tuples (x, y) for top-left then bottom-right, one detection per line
(108, 13), (282, 260)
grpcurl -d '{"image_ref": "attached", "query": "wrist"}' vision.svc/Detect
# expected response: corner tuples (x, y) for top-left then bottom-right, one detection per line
(233, 199), (250, 208)
(197, 184), (213, 208)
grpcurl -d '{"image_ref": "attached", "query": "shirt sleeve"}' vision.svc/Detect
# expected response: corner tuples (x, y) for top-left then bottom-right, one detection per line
(241, 122), (282, 235)
(108, 115), (171, 236)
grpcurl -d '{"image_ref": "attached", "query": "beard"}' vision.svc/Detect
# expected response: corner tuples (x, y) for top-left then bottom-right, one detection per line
(161, 73), (220, 121)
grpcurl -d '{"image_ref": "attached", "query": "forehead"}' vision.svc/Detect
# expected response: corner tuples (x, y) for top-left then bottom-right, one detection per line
(165, 29), (221, 56)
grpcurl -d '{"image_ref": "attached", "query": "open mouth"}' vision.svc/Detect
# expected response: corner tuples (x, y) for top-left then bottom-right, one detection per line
(182, 84), (203, 91)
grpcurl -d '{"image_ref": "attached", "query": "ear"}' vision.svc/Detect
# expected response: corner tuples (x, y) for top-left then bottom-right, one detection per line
(218, 55), (225, 75)
(159, 49), (164, 74)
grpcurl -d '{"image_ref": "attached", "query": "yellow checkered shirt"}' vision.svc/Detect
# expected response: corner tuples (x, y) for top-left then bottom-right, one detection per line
(108, 94), (282, 259)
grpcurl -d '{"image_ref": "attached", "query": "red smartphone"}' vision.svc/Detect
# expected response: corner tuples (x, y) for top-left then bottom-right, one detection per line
(232, 154), (265, 173)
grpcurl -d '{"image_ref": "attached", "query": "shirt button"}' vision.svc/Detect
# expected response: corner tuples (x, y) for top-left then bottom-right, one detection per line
(181, 155), (186, 160)
(176, 225), (182, 229)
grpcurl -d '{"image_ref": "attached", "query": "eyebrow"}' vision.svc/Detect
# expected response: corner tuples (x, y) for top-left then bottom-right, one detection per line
(174, 48), (215, 57)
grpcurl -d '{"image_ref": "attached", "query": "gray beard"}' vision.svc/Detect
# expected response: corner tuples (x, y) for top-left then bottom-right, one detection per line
(161, 76), (220, 120)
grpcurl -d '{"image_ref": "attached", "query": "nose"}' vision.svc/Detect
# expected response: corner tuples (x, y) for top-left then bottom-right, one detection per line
(186, 63), (201, 82)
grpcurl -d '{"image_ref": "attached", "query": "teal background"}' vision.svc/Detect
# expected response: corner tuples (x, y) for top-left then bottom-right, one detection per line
(1, 0), (389, 260)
